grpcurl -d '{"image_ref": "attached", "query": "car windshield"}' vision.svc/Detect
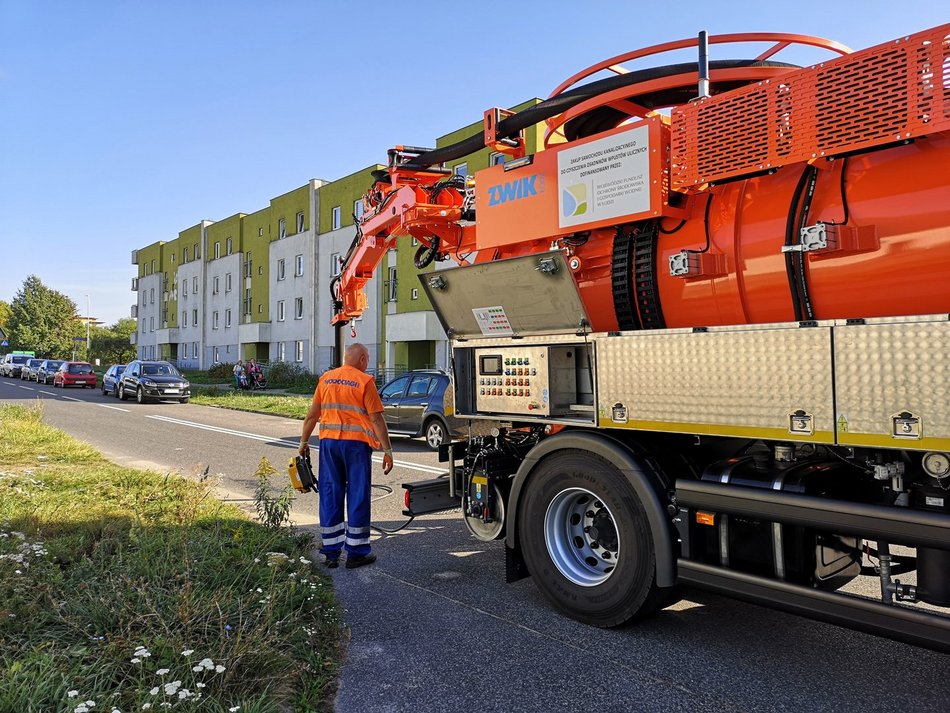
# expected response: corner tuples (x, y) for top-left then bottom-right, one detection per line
(46, 361), (64, 369)
(143, 363), (178, 377)
(12, 356), (30, 364)
(68, 364), (93, 374)
(28, 360), (43, 368)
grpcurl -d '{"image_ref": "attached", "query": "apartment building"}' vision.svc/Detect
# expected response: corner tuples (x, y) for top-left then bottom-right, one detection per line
(131, 100), (544, 377)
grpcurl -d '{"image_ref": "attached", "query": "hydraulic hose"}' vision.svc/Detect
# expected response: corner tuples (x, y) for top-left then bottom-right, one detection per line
(400, 59), (798, 170)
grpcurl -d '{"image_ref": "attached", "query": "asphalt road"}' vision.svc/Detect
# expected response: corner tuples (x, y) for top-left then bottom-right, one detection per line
(2, 377), (948, 712)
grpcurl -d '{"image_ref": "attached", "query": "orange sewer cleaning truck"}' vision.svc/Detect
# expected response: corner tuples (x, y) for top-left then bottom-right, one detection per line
(330, 24), (950, 651)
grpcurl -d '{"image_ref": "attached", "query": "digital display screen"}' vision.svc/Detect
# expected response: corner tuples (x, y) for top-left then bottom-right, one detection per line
(479, 355), (503, 375)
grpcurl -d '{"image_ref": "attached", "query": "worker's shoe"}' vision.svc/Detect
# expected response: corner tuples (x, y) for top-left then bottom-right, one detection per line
(345, 553), (377, 569)
(323, 557), (339, 569)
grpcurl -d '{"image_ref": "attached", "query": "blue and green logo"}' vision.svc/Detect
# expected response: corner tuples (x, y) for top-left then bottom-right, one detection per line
(562, 184), (588, 217)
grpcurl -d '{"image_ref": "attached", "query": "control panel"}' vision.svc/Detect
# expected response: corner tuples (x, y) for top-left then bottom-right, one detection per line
(472, 344), (592, 418)
(476, 346), (550, 415)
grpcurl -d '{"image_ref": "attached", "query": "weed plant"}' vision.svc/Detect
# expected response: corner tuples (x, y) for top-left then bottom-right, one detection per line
(0, 405), (341, 712)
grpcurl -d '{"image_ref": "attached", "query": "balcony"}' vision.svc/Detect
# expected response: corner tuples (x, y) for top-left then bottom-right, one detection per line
(132, 277), (138, 291)
(131, 249), (138, 265)
(238, 321), (271, 344)
(155, 328), (179, 345)
(129, 332), (137, 345)
(130, 305), (138, 318)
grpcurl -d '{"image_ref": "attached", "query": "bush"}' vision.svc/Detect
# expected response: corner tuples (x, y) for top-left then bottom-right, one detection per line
(266, 362), (315, 389)
(207, 362), (235, 380)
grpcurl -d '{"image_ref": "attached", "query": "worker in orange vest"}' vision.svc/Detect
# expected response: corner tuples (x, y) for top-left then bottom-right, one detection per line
(299, 343), (393, 569)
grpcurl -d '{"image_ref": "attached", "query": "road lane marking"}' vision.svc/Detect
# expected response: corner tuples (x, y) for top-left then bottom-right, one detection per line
(97, 404), (131, 412)
(146, 414), (447, 475)
(17, 385), (35, 391)
(39, 390), (57, 396)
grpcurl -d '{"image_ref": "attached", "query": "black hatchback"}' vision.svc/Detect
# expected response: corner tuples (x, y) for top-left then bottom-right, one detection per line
(118, 360), (191, 404)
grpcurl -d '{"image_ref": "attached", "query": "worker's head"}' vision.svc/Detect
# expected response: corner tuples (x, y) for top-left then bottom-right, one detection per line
(343, 343), (370, 372)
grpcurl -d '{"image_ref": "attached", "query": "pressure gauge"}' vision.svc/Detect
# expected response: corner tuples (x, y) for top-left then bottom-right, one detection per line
(922, 452), (950, 479)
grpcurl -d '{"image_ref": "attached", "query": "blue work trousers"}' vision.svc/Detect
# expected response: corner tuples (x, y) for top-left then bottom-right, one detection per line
(318, 438), (373, 558)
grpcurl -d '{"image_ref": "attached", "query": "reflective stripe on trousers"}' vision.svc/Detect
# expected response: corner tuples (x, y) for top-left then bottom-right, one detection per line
(317, 438), (373, 558)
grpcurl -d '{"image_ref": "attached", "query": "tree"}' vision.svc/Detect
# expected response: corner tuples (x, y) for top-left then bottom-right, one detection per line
(88, 318), (137, 365)
(0, 300), (11, 333)
(7, 276), (83, 358)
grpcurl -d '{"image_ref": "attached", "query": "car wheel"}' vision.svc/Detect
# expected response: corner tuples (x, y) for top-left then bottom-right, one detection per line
(113, 384), (120, 399)
(118, 384), (128, 401)
(423, 417), (448, 451)
(136, 387), (147, 404)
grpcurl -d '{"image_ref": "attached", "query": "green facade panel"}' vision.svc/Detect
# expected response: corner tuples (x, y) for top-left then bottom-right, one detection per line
(241, 206), (271, 323)
(270, 185), (310, 241)
(317, 166), (382, 234)
(206, 214), (244, 261)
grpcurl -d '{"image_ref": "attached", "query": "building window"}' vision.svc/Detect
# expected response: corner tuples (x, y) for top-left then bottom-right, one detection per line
(258, 227), (263, 236)
(225, 273), (232, 293)
(411, 236), (419, 246)
(330, 252), (341, 276)
(214, 347), (220, 363)
(192, 309), (198, 325)
(331, 206), (341, 230)
(212, 276), (219, 294)
(354, 199), (364, 220)
(182, 343), (188, 359)
(278, 342), (286, 361)
(193, 276), (198, 293)
(295, 340), (304, 362)
(182, 310), (187, 327)
(454, 162), (467, 177)
(225, 309), (232, 328)
(193, 342), (198, 358)
(294, 297), (303, 319)
(182, 280), (187, 297)
(245, 252), (252, 278)
(411, 288), (419, 300)
(258, 265), (263, 276)
(277, 300), (285, 321)
(170, 252), (176, 264)
(244, 288), (252, 316)
(214, 242), (220, 259)
(226, 237), (233, 255)
(258, 304), (263, 314)
(213, 311), (218, 329)
(295, 254), (304, 276)
(489, 151), (506, 166)
(151, 259), (156, 273)
(150, 317), (154, 332)
(278, 218), (286, 239)
(296, 211), (305, 233)
(386, 266), (397, 302)
(150, 288), (155, 304)
(277, 259), (285, 281)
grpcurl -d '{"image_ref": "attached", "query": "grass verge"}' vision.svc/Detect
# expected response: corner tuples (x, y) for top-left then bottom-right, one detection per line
(190, 389), (311, 420)
(0, 404), (341, 712)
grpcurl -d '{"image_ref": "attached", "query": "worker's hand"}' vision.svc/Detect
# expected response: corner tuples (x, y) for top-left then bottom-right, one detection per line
(299, 441), (310, 458)
(382, 450), (394, 475)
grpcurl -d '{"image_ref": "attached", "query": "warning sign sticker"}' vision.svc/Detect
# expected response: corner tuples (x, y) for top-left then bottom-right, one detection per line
(556, 124), (651, 229)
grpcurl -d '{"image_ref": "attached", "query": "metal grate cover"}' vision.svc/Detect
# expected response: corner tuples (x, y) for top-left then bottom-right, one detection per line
(671, 25), (950, 190)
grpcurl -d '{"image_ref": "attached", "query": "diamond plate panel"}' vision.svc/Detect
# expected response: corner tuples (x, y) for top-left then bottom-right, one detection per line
(596, 326), (835, 435)
(834, 320), (950, 442)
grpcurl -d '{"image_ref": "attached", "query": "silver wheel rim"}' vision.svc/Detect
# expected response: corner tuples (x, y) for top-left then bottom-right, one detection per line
(426, 422), (444, 449)
(544, 487), (620, 587)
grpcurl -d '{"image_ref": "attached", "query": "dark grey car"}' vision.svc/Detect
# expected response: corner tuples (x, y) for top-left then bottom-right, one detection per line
(378, 370), (460, 450)
(118, 360), (191, 404)
(20, 358), (44, 381)
(36, 359), (65, 384)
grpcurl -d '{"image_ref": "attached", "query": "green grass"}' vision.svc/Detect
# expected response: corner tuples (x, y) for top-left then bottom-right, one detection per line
(0, 404), (341, 712)
(190, 389), (312, 420)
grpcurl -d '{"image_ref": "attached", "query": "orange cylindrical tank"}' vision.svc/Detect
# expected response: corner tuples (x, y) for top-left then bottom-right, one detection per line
(555, 132), (950, 331)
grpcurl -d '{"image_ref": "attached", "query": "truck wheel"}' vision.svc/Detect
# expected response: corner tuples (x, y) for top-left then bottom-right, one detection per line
(519, 449), (665, 627)
(423, 417), (448, 451)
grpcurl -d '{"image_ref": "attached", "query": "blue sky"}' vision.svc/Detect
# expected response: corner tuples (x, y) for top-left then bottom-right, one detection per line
(0, 1), (945, 324)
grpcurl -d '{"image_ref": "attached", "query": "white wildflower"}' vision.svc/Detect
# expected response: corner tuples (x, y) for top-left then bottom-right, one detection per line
(197, 657), (214, 670)
(195, 682), (206, 689)
(149, 687), (159, 696)
(181, 649), (194, 656)
(130, 658), (141, 664)
(112, 709), (121, 713)
(229, 707), (241, 712)
(75, 707), (88, 713)
(215, 664), (226, 673)
(141, 705), (152, 711)
(68, 690), (79, 698)
(191, 665), (203, 672)
(155, 669), (169, 676)
(86, 703), (96, 708)
(163, 681), (181, 695)
(177, 689), (192, 700)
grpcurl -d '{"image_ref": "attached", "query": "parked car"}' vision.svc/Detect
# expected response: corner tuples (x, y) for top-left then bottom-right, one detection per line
(118, 360), (191, 404)
(101, 364), (126, 397)
(21, 358), (44, 381)
(54, 361), (98, 388)
(378, 369), (459, 450)
(36, 359), (65, 384)
(1, 354), (31, 378)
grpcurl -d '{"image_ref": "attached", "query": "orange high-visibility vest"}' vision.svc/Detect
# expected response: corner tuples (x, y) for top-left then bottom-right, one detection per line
(315, 365), (383, 448)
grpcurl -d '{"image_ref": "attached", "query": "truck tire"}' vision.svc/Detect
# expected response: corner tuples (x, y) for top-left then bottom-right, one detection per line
(519, 449), (666, 627)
